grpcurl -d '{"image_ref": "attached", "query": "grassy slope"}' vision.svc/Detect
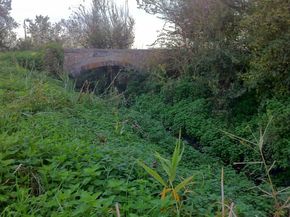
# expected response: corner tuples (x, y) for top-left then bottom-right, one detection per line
(0, 58), (269, 216)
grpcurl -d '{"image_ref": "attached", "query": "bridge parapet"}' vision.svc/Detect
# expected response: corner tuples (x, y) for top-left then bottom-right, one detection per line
(64, 48), (167, 77)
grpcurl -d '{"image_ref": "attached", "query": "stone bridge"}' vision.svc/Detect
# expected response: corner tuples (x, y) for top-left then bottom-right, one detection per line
(64, 48), (168, 77)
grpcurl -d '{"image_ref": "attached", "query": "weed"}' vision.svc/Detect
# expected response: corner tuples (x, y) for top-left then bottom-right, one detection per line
(223, 118), (290, 217)
(138, 131), (193, 216)
(0, 52), (272, 216)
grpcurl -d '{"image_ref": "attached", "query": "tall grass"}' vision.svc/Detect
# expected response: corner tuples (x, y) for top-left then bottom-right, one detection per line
(138, 131), (194, 216)
(223, 118), (290, 217)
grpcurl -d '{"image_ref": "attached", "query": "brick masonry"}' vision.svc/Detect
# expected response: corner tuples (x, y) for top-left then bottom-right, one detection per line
(64, 48), (168, 77)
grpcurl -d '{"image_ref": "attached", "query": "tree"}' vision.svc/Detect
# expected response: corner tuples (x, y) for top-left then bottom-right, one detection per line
(0, 0), (18, 50)
(137, 0), (247, 49)
(26, 15), (64, 47)
(241, 0), (290, 98)
(137, 0), (249, 110)
(63, 0), (135, 49)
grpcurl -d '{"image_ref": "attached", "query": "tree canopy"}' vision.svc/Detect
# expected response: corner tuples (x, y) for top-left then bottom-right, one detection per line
(63, 0), (135, 49)
(25, 15), (64, 48)
(0, 0), (17, 50)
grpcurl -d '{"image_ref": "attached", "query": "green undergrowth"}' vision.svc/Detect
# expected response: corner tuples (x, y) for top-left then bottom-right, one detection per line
(127, 76), (290, 187)
(0, 43), (63, 76)
(0, 55), (271, 216)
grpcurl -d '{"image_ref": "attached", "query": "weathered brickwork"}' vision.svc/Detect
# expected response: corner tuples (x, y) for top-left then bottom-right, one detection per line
(64, 48), (167, 77)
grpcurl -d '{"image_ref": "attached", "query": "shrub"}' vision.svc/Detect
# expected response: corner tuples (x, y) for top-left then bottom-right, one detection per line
(41, 42), (64, 76)
(0, 43), (64, 76)
(0, 51), (43, 71)
(262, 98), (290, 186)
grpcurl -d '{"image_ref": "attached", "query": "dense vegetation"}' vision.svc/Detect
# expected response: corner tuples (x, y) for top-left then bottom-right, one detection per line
(130, 0), (290, 186)
(124, 69), (290, 186)
(2, 49), (289, 216)
(0, 0), (289, 216)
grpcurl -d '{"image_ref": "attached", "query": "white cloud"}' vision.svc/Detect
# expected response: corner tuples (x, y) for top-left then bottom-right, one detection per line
(11, 0), (164, 48)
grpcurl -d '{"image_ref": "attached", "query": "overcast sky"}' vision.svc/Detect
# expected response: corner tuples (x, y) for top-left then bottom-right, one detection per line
(11, 0), (165, 48)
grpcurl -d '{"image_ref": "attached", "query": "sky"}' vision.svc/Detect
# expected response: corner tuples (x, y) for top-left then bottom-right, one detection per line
(10, 0), (165, 48)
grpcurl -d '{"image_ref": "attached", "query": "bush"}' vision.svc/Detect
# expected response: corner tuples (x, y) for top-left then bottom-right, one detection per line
(262, 98), (290, 186)
(129, 78), (290, 186)
(0, 43), (64, 76)
(41, 42), (64, 76)
(15, 38), (35, 51)
(0, 51), (43, 71)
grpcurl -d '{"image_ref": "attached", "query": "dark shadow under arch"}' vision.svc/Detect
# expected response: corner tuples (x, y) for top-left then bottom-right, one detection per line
(74, 64), (139, 94)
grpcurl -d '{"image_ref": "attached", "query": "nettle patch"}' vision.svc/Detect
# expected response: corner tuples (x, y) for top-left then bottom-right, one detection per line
(0, 54), (281, 217)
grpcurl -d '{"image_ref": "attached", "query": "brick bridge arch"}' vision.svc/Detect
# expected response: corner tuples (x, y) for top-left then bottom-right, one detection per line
(64, 48), (168, 78)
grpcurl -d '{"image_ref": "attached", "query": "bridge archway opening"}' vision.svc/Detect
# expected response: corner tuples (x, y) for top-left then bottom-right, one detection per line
(74, 64), (139, 94)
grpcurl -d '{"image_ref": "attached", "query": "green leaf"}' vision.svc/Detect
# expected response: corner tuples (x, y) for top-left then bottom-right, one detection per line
(138, 160), (167, 187)
(1, 159), (15, 166)
(169, 137), (184, 182)
(174, 176), (193, 193)
(155, 152), (171, 178)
